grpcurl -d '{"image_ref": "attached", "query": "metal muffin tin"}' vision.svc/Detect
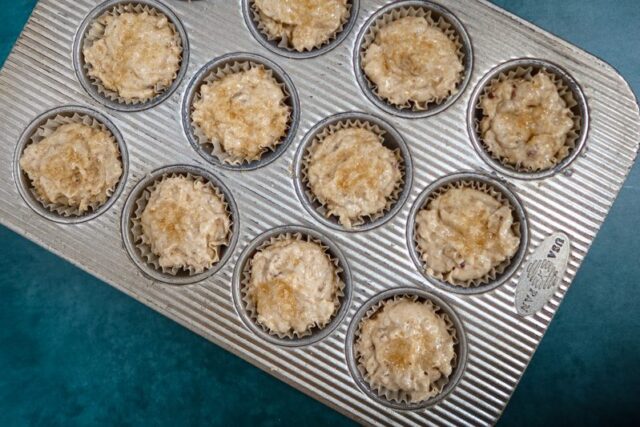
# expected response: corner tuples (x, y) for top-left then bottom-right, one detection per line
(1, 0), (639, 425)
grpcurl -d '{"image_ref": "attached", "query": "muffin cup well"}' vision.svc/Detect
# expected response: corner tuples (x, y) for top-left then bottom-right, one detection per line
(120, 165), (239, 285)
(468, 58), (589, 180)
(354, 0), (473, 118)
(242, 0), (360, 59)
(182, 52), (300, 171)
(73, 0), (189, 112)
(13, 105), (129, 224)
(407, 172), (529, 294)
(232, 226), (352, 347)
(346, 287), (467, 411)
(302, 120), (404, 228)
(293, 112), (413, 232)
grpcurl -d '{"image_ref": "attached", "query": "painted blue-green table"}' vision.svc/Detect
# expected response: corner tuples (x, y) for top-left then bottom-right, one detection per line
(1, 1), (638, 426)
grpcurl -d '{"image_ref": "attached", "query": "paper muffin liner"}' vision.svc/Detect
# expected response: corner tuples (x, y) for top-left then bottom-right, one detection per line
(189, 60), (293, 166)
(414, 179), (522, 288)
(249, 0), (354, 53)
(239, 232), (346, 340)
(353, 294), (459, 404)
(130, 172), (233, 276)
(359, 5), (466, 111)
(476, 67), (582, 173)
(21, 113), (123, 218)
(81, 2), (184, 105)
(301, 119), (405, 229)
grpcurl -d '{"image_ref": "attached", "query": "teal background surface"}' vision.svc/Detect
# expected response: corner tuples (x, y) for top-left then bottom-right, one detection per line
(1, 1), (639, 426)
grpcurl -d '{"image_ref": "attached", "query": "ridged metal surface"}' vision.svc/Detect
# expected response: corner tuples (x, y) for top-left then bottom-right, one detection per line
(0, 0), (638, 425)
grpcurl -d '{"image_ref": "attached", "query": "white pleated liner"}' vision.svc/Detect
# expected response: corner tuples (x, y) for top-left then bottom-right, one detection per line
(301, 119), (405, 228)
(359, 5), (466, 111)
(353, 294), (460, 405)
(413, 179), (523, 288)
(476, 66), (582, 173)
(240, 232), (346, 340)
(82, 2), (184, 105)
(130, 172), (233, 276)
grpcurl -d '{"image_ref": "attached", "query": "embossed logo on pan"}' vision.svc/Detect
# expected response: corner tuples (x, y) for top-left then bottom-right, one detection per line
(515, 233), (571, 316)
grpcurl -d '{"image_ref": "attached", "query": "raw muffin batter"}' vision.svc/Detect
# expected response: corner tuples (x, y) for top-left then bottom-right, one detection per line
(140, 176), (230, 273)
(254, 0), (349, 51)
(83, 10), (182, 101)
(415, 187), (520, 284)
(307, 127), (402, 228)
(20, 122), (122, 213)
(246, 238), (341, 335)
(480, 72), (574, 170)
(363, 16), (463, 107)
(356, 298), (455, 403)
(192, 67), (290, 162)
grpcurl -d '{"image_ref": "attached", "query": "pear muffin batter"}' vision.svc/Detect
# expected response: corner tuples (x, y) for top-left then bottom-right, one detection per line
(140, 176), (230, 273)
(362, 16), (463, 107)
(246, 238), (341, 336)
(254, 0), (349, 51)
(192, 67), (290, 163)
(83, 9), (182, 101)
(356, 298), (455, 403)
(415, 187), (520, 284)
(480, 72), (575, 171)
(20, 122), (122, 213)
(306, 127), (402, 228)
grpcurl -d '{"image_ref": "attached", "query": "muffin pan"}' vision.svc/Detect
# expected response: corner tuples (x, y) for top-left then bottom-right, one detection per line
(1, 1), (639, 425)
(232, 225), (352, 347)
